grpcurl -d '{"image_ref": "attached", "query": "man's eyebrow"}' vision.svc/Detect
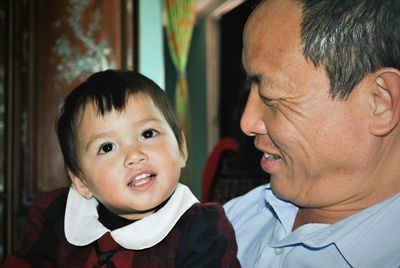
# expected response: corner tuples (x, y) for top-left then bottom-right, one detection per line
(246, 74), (262, 84)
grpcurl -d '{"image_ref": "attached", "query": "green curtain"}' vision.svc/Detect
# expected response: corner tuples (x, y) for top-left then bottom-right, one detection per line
(163, 0), (196, 134)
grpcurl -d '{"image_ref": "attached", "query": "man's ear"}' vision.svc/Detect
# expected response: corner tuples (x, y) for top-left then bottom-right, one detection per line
(67, 168), (93, 199)
(369, 69), (400, 136)
(179, 131), (188, 168)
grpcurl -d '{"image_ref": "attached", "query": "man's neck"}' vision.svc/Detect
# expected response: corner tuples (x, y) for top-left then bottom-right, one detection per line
(292, 187), (400, 230)
(292, 207), (356, 230)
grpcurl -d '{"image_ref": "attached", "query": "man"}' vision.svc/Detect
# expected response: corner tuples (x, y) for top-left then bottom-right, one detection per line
(224, 0), (400, 267)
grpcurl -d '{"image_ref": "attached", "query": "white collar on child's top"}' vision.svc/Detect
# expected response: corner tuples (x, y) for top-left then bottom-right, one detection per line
(64, 183), (198, 250)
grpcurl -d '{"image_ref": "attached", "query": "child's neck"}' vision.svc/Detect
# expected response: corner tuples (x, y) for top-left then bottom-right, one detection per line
(97, 195), (173, 230)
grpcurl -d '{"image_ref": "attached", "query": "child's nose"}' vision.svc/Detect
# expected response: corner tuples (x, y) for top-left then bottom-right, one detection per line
(124, 147), (147, 167)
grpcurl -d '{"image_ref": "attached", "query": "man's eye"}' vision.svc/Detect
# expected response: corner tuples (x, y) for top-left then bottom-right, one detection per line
(141, 129), (159, 139)
(98, 143), (115, 154)
(262, 96), (273, 104)
(261, 95), (275, 107)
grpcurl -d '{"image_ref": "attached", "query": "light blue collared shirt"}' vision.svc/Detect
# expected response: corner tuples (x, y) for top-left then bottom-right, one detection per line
(224, 184), (400, 267)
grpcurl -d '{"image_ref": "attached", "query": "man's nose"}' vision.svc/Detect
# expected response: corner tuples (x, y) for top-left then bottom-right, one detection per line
(240, 89), (267, 136)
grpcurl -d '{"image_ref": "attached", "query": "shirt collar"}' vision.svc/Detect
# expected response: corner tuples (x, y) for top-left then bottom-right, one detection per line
(64, 183), (198, 250)
(264, 184), (298, 234)
(265, 185), (400, 266)
(333, 192), (400, 266)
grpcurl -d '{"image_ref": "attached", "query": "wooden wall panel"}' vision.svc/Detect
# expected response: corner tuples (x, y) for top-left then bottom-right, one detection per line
(0, 0), (138, 258)
(28, 0), (135, 198)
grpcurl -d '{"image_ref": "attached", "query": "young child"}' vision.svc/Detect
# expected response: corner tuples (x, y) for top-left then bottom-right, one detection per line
(2, 70), (239, 267)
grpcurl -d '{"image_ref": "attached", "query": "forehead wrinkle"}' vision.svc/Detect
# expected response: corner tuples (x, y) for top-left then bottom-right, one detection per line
(244, 1), (304, 64)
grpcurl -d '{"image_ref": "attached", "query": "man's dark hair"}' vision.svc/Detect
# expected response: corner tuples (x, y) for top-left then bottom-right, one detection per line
(56, 69), (183, 177)
(299, 0), (400, 99)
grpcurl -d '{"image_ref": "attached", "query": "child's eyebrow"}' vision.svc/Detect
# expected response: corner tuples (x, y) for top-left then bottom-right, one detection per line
(83, 117), (166, 152)
(135, 117), (163, 125)
(84, 132), (114, 152)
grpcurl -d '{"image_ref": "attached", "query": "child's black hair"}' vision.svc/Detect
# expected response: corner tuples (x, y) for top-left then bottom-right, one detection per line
(56, 69), (183, 176)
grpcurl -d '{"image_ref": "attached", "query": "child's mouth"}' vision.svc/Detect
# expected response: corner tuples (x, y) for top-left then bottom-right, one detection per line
(128, 173), (155, 187)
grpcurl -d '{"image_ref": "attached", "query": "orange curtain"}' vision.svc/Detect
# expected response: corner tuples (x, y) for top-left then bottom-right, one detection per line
(163, 0), (196, 134)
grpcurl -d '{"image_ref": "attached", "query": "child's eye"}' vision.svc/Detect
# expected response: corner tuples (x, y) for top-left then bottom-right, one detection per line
(141, 129), (159, 139)
(98, 142), (116, 154)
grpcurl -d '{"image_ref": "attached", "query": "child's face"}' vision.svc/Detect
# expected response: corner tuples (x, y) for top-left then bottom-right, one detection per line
(69, 94), (187, 220)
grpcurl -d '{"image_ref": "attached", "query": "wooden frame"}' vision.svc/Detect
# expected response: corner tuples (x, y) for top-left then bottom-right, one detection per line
(202, 0), (246, 152)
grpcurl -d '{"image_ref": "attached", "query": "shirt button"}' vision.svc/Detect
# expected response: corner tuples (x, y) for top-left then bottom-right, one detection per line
(274, 247), (284, 255)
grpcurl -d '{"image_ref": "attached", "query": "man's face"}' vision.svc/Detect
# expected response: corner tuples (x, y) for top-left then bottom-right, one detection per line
(240, 0), (376, 209)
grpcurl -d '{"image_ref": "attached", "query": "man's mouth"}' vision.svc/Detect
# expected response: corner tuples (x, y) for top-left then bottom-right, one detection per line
(264, 152), (281, 160)
(128, 173), (155, 187)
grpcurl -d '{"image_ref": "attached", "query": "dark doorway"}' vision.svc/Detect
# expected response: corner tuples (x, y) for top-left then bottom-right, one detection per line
(208, 0), (268, 204)
(219, 0), (253, 139)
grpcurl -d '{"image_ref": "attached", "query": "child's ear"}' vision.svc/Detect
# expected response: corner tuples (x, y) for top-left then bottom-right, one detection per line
(369, 68), (400, 136)
(67, 168), (94, 199)
(179, 131), (188, 168)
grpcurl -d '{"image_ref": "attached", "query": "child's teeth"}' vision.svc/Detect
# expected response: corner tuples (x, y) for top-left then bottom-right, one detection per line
(134, 179), (148, 186)
(129, 174), (152, 187)
(134, 173), (150, 181)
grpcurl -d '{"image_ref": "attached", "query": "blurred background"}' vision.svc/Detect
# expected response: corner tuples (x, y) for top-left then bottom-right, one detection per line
(0, 0), (268, 259)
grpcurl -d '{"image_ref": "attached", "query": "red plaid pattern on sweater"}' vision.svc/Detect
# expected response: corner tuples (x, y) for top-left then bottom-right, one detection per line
(2, 188), (240, 267)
